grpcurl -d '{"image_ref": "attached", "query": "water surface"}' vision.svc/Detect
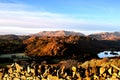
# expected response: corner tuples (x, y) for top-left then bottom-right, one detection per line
(98, 51), (120, 58)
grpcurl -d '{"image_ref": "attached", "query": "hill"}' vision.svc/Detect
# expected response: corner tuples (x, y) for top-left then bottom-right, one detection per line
(89, 32), (120, 40)
(24, 35), (107, 61)
(0, 34), (29, 54)
(0, 34), (30, 40)
(0, 31), (120, 60)
(31, 30), (85, 37)
(0, 34), (19, 40)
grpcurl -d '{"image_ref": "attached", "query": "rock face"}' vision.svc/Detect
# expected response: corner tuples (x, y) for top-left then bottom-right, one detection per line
(89, 32), (120, 40)
(31, 30), (85, 37)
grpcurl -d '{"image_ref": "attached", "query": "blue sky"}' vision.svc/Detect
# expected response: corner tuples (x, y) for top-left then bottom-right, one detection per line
(0, 0), (120, 35)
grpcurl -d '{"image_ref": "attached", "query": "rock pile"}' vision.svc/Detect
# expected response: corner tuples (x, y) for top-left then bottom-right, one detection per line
(0, 58), (120, 80)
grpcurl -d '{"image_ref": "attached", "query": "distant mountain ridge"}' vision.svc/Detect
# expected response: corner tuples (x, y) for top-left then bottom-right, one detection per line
(1, 30), (120, 57)
(31, 30), (85, 37)
(0, 34), (30, 40)
(0, 31), (120, 41)
(89, 32), (120, 40)
(0, 34), (19, 40)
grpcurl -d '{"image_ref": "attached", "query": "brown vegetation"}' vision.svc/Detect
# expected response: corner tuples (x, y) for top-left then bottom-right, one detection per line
(24, 35), (105, 61)
(0, 31), (120, 61)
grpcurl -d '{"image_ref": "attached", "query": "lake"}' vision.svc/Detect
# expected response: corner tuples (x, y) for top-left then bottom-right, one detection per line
(0, 51), (120, 59)
(0, 53), (27, 58)
(98, 51), (120, 58)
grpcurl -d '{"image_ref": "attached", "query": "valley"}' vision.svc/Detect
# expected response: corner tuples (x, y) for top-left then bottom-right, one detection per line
(0, 30), (120, 79)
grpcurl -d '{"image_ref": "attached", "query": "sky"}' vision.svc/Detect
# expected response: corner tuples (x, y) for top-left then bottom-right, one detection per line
(0, 0), (120, 35)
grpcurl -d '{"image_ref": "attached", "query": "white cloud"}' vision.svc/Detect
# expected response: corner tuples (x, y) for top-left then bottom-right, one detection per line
(0, 26), (66, 35)
(0, 2), (119, 35)
(0, 9), (87, 28)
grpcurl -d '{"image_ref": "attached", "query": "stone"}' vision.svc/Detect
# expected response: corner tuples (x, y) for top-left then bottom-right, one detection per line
(66, 76), (72, 80)
(27, 77), (34, 80)
(31, 68), (35, 75)
(72, 66), (76, 72)
(35, 76), (40, 80)
(0, 72), (3, 79)
(27, 65), (31, 73)
(83, 77), (91, 80)
(108, 67), (112, 75)
(15, 63), (23, 73)
(99, 67), (106, 75)
(93, 75), (99, 80)
(118, 71), (120, 77)
(13, 77), (20, 80)
(8, 68), (13, 74)
(112, 73), (117, 78)
(21, 76), (27, 80)
(47, 74), (59, 80)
